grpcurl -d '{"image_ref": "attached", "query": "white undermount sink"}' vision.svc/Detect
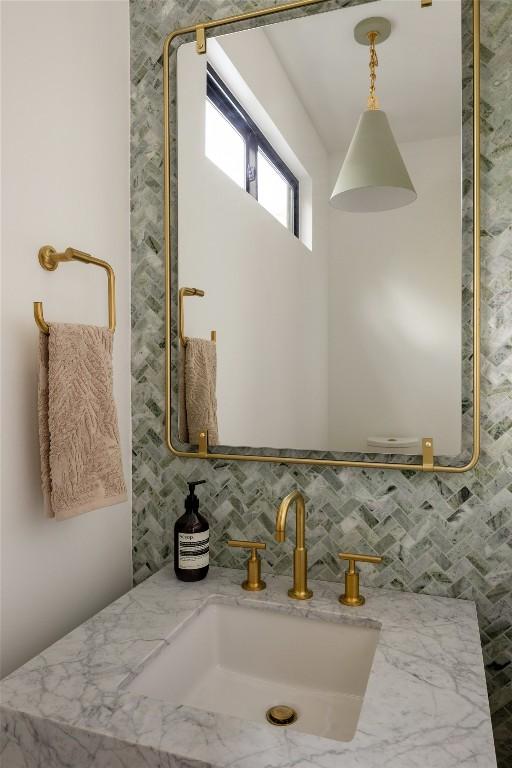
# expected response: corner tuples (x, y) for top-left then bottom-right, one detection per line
(128, 601), (380, 741)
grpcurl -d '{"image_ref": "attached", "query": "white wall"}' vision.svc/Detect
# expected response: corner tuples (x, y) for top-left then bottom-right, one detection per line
(177, 31), (330, 451)
(327, 135), (462, 455)
(0, 0), (132, 677)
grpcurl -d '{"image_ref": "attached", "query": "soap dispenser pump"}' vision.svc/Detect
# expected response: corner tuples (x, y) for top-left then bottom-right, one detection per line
(174, 480), (209, 582)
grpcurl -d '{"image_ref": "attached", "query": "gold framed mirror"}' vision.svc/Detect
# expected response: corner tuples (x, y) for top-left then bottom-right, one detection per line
(164, 0), (480, 473)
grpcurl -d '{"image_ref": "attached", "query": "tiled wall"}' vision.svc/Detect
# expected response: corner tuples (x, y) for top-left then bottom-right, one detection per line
(130, 1), (511, 764)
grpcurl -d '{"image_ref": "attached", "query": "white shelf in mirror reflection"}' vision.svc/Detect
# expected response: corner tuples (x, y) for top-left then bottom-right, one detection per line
(367, 436), (420, 453)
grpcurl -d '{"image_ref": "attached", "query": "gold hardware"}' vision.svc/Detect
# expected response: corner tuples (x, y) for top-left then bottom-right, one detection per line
(421, 0), (432, 7)
(228, 539), (266, 591)
(422, 437), (434, 471)
(34, 245), (116, 333)
(275, 491), (312, 600)
(367, 31), (379, 111)
(164, 0), (481, 474)
(338, 552), (382, 607)
(178, 287), (216, 348)
(266, 705), (298, 726)
(196, 25), (206, 54)
(198, 430), (208, 456)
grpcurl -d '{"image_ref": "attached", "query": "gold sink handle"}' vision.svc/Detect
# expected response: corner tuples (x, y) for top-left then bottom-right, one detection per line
(228, 540), (267, 592)
(338, 552), (383, 607)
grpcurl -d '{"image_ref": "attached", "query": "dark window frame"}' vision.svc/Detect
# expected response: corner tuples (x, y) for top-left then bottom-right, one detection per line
(206, 64), (300, 238)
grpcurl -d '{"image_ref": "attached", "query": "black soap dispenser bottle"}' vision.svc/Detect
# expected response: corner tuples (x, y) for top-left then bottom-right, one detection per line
(174, 480), (209, 582)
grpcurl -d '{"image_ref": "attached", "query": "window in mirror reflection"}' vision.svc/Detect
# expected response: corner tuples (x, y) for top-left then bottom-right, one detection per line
(257, 149), (292, 230)
(205, 64), (299, 237)
(205, 100), (245, 189)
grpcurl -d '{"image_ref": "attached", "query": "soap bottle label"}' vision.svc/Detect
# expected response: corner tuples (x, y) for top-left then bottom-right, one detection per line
(178, 531), (209, 569)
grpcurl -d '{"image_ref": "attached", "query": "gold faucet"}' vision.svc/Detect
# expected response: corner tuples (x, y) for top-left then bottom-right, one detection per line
(275, 490), (313, 600)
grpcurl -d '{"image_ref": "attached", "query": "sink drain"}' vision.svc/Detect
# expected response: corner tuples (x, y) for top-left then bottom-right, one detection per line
(265, 705), (298, 726)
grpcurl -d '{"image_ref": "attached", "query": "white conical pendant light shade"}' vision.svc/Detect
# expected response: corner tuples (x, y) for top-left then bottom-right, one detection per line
(330, 109), (417, 212)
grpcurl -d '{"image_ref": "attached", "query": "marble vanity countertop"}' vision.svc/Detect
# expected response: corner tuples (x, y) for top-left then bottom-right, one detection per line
(0, 566), (496, 768)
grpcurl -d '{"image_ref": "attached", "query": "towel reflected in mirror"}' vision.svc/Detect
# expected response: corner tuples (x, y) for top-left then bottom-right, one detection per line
(179, 337), (219, 446)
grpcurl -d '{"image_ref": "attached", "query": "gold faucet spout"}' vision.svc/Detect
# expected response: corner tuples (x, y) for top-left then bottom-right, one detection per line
(275, 491), (312, 600)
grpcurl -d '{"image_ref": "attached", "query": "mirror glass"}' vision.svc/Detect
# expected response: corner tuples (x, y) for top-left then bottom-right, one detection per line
(176, 0), (465, 457)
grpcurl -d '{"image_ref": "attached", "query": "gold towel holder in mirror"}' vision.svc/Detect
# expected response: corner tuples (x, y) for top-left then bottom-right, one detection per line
(179, 286), (216, 347)
(33, 245), (116, 334)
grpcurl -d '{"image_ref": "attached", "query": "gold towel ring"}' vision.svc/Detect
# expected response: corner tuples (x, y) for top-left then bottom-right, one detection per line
(33, 245), (116, 334)
(179, 287), (216, 347)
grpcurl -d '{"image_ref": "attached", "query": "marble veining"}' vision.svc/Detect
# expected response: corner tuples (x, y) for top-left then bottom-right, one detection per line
(0, 566), (497, 767)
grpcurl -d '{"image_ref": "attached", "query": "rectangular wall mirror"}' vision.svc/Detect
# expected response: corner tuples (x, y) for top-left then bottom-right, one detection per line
(165, 0), (480, 472)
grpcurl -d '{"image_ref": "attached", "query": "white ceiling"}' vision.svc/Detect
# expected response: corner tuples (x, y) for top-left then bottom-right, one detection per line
(264, 0), (462, 153)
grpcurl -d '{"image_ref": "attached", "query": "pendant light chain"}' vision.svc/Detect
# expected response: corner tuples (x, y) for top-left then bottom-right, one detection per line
(330, 16), (417, 212)
(367, 31), (379, 110)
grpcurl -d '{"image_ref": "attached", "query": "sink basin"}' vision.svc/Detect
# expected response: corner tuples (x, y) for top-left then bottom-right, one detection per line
(128, 601), (380, 742)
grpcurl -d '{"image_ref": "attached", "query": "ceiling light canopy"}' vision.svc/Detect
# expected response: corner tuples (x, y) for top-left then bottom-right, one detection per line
(330, 17), (417, 213)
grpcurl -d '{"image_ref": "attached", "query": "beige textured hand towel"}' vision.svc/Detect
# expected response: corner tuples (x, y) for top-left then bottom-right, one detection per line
(38, 324), (127, 520)
(179, 338), (219, 446)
